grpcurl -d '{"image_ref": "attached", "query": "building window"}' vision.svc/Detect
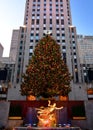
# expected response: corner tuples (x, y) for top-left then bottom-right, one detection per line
(32, 9), (35, 12)
(36, 19), (39, 24)
(30, 40), (33, 42)
(75, 72), (79, 82)
(50, 8), (52, 12)
(43, 27), (46, 30)
(50, 4), (52, 7)
(74, 59), (77, 63)
(37, 4), (40, 7)
(29, 46), (33, 49)
(18, 58), (21, 62)
(60, 4), (63, 8)
(37, 14), (40, 16)
(72, 35), (75, 38)
(36, 35), (39, 40)
(44, 9), (46, 12)
(20, 46), (22, 50)
(74, 52), (76, 55)
(44, 13), (46, 16)
(44, 3), (46, 7)
(62, 46), (66, 49)
(43, 19), (46, 24)
(56, 19), (59, 24)
(21, 28), (24, 33)
(62, 33), (65, 36)
(32, 19), (35, 24)
(56, 14), (59, 16)
(56, 3), (58, 6)
(50, 27), (52, 30)
(21, 34), (24, 38)
(30, 36), (34, 40)
(57, 40), (60, 43)
(73, 46), (76, 49)
(29, 53), (33, 56)
(61, 19), (64, 24)
(50, 19), (52, 24)
(20, 41), (23, 44)
(36, 28), (39, 30)
(19, 52), (22, 55)
(32, 14), (35, 16)
(35, 40), (39, 42)
(56, 28), (59, 30)
(37, 9), (40, 12)
(33, 4), (35, 7)
(29, 48), (33, 53)
(57, 33), (60, 36)
(63, 53), (66, 58)
(50, 13), (52, 16)
(56, 9), (59, 12)
(30, 33), (34, 36)
(60, 9), (63, 12)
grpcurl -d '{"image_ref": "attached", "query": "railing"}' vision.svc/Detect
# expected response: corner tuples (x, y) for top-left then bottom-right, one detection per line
(14, 127), (81, 130)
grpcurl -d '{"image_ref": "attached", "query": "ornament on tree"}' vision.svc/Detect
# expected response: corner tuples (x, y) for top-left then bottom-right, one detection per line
(20, 35), (72, 98)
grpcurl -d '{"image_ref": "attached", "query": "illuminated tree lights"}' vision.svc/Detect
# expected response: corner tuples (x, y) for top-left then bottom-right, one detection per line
(20, 35), (72, 98)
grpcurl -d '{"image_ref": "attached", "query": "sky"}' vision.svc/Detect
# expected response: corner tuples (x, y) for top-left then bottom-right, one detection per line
(0, 0), (93, 57)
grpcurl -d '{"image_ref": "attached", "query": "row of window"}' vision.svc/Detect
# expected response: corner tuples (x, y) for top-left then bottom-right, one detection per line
(32, 4), (63, 8)
(32, 13), (64, 17)
(31, 19), (64, 25)
(31, 27), (65, 31)
(29, 46), (66, 52)
(30, 38), (66, 43)
(32, 8), (63, 12)
(33, 0), (63, 2)
(32, 3), (63, 7)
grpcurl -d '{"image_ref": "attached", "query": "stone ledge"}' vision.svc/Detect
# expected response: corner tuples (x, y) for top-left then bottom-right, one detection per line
(72, 117), (86, 120)
(7, 119), (23, 128)
(8, 117), (22, 120)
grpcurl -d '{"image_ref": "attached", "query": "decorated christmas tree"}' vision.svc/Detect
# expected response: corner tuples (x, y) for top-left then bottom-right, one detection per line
(20, 35), (72, 98)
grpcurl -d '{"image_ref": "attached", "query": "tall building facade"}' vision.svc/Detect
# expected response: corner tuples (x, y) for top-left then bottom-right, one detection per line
(77, 35), (93, 83)
(0, 43), (3, 58)
(9, 30), (20, 62)
(10, 0), (82, 100)
(23, 0), (81, 82)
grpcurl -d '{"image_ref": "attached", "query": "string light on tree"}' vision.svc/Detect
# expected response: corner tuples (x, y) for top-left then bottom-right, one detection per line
(20, 35), (72, 99)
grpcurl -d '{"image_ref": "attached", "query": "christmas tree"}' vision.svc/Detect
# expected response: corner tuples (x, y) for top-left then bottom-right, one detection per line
(20, 35), (72, 98)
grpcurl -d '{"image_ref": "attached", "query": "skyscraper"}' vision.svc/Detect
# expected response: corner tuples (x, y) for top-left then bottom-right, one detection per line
(10, 0), (82, 100)
(9, 30), (20, 62)
(0, 43), (3, 58)
(23, 0), (81, 81)
(77, 35), (93, 83)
